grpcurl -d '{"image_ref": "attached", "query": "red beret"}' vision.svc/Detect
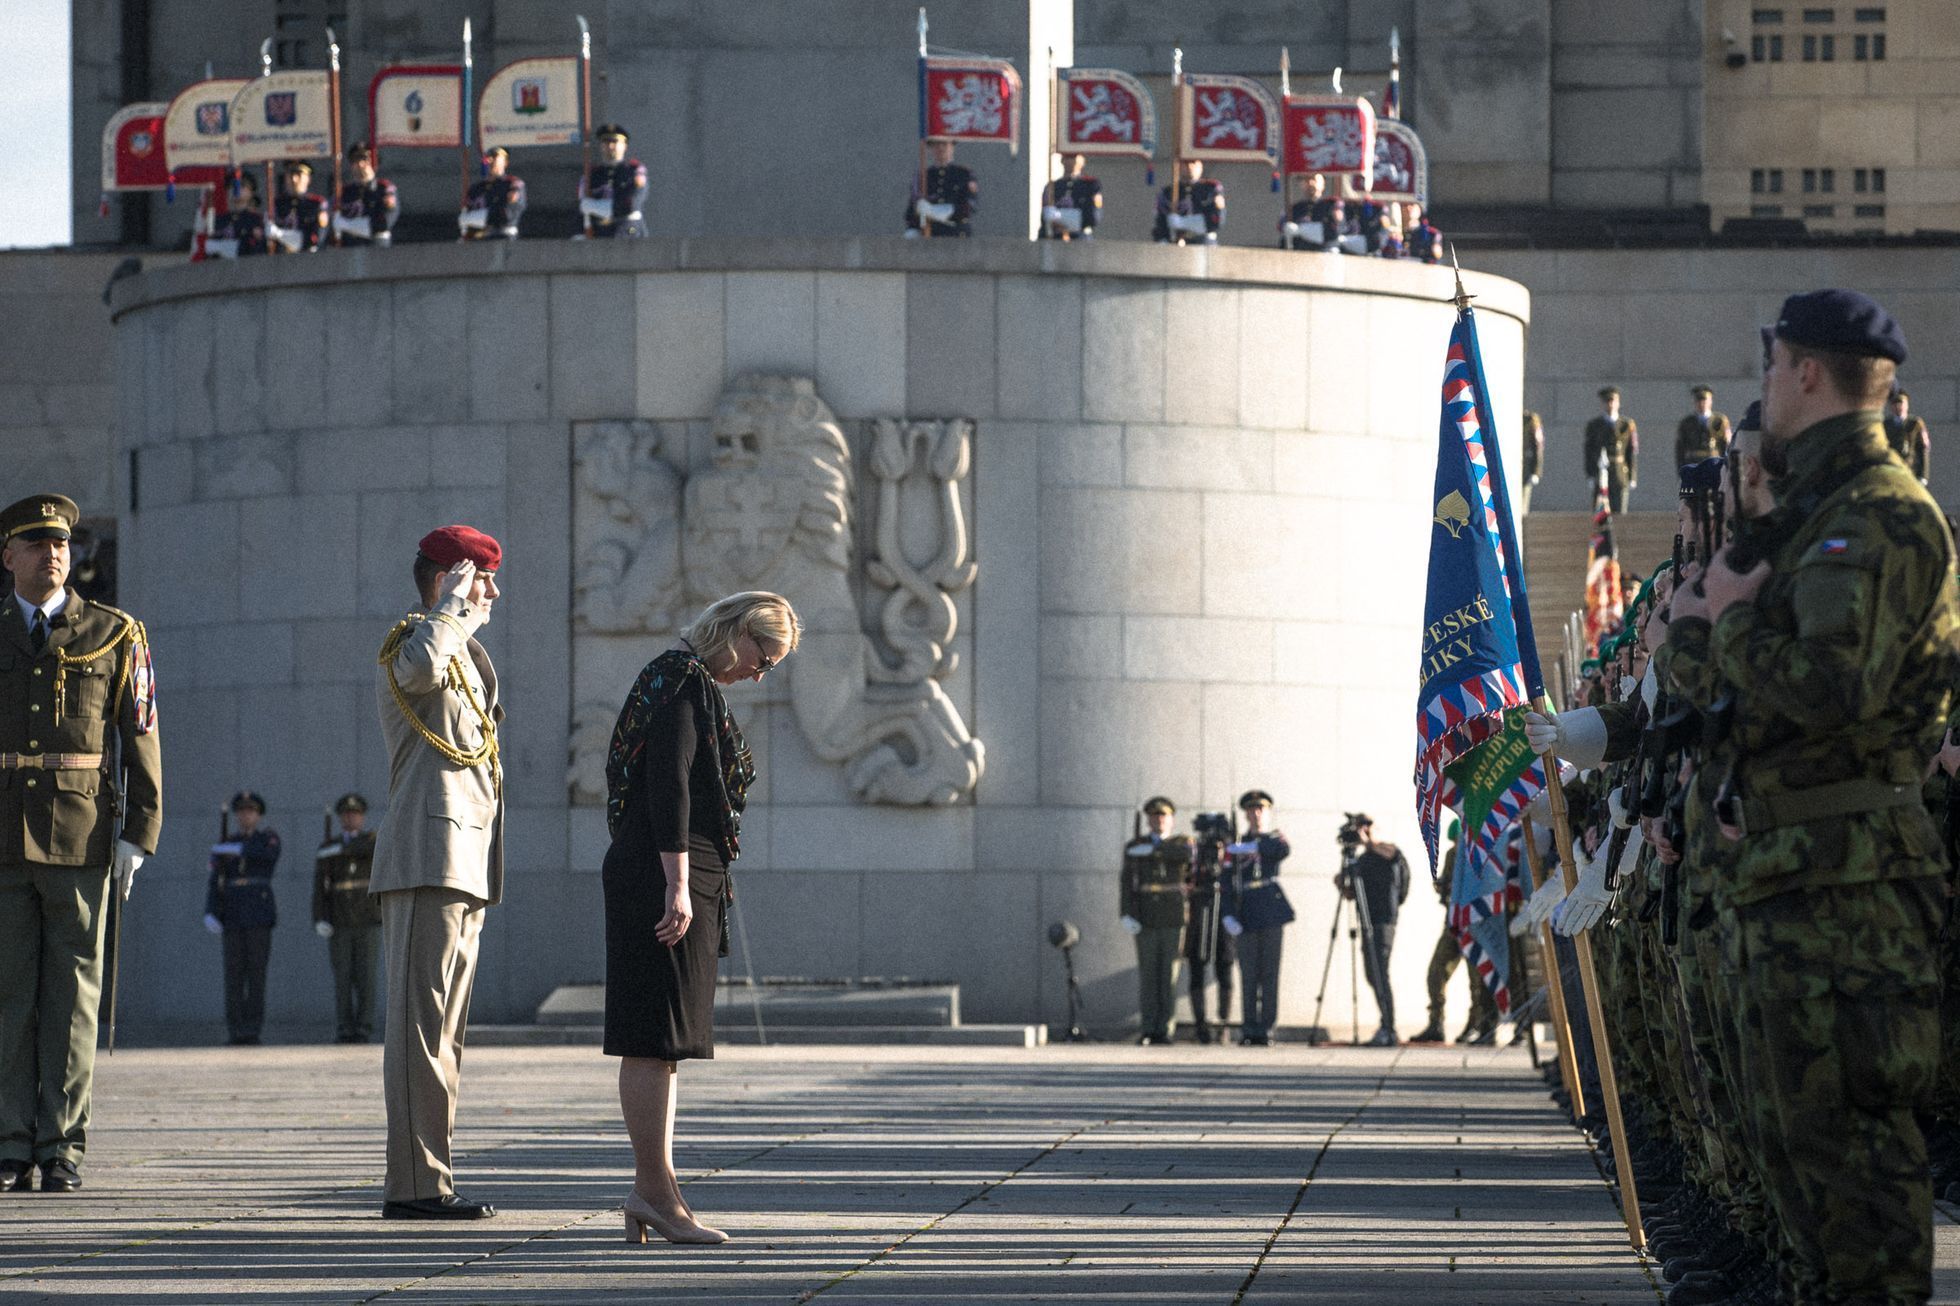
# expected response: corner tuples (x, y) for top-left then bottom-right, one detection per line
(418, 525), (502, 572)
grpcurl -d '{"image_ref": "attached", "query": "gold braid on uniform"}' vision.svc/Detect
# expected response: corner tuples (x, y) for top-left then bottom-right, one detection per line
(378, 615), (501, 795)
(49, 613), (137, 728)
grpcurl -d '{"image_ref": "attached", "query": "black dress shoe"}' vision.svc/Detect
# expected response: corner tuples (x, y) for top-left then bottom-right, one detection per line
(382, 1194), (497, 1219)
(39, 1158), (81, 1192)
(0, 1160), (31, 1192)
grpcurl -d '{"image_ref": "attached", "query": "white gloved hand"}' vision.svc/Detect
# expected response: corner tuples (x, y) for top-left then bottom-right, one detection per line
(1553, 836), (1614, 937)
(203, 913), (223, 935)
(1618, 674), (1638, 700)
(1522, 876), (1566, 929)
(1222, 915), (1244, 937)
(315, 920), (334, 939)
(111, 839), (145, 901)
(1523, 707), (1610, 768)
(1639, 662), (1659, 711)
(1608, 785), (1636, 830)
(458, 208), (489, 232)
(1120, 914), (1143, 936)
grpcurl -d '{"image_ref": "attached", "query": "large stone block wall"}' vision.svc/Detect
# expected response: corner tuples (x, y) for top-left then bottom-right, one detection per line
(106, 240), (1527, 1037)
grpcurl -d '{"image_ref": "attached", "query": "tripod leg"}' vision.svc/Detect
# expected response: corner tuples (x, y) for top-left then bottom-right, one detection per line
(1307, 893), (1345, 1045)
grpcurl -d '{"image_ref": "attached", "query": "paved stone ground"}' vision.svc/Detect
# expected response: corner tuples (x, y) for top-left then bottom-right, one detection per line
(4, 1042), (1958, 1304)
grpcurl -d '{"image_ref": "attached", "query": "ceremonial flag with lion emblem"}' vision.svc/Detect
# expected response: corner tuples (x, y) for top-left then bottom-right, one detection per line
(1414, 303), (1547, 1015)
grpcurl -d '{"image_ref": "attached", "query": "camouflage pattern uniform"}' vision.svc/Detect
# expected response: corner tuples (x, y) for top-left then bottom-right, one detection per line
(1703, 409), (1958, 1303)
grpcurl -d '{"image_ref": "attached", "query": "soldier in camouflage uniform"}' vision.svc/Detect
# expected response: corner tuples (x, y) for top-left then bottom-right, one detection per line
(1667, 289), (1954, 1306)
(1120, 797), (1191, 1045)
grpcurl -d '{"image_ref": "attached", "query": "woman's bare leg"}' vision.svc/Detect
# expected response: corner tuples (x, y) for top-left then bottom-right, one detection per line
(619, 1056), (685, 1213)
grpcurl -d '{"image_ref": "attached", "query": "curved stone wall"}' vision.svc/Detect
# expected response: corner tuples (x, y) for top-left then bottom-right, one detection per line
(109, 240), (1528, 1034)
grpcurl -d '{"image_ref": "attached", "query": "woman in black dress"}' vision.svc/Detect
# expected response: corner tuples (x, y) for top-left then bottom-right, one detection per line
(602, 590), (799, 1245)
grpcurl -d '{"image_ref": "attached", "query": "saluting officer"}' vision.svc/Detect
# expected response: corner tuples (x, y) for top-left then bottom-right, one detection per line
(1886, 387), (1931, 484)
(1674, 384), (1733, 469)
(334, 143), (399, 247)
(461, 148), (526, 241)
(1583, 385), (1639, 512)
(1221, 791), (1294, 1045)
(314, 792), (382, 1044)
(203, 791), (281, 1046)
(1120, 797), (1191, 1045)
(0, 494), (160, 1194)
(271, 161), (329, 253)
(906, 139), (977, 237)
(580, 124), (648, 239)
(1154, 157), (1224, 245)
(1040, 153), (1101, 240)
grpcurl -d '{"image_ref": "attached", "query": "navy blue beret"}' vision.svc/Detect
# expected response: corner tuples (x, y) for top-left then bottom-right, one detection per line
(1678, 457), (1726, 494)
(1764, 289), (1907, 365)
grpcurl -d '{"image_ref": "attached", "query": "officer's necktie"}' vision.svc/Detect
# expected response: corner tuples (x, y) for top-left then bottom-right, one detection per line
(30, 611), (46, 654)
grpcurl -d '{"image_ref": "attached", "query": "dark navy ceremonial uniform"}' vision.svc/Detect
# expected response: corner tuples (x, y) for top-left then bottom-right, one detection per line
(1152, 179), (1225, 244)
(463, 175), (527, 239)
(206, 828), (281, 1041)
(906, 164), (977, 237)
(214, 208), (269, 257)
(1223, 831), (1294, 1042)
(336, 178), (399, 245)
(582, 159), (649, 238)
(1041, 174), (1101, 238)
(272, 192), (329, 252)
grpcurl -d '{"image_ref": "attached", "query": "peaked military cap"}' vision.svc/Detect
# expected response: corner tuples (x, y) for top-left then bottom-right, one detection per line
(594, 122), (630, 142)
(1690, 384), (1713, 399)
(1141, 796), (1176, 816)
(334, 792), (368, 815)
(1238, 789), (1275, 810)
(231, 790), (267, 814)
(0, 494), (77, 544)
(1765, 288), (1907, 364)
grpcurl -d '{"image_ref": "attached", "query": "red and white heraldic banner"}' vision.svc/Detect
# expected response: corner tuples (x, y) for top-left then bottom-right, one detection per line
(1282, 94), (1378, 187)
(1179, 74), (1279, 163)
(925, 56), (1022, 151)
(102, 102), (171, 191)
(1053, 67), (1156, 159)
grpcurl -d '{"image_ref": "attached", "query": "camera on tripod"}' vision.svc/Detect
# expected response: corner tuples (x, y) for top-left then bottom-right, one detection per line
(1336, 812), (1369, 850)
(1192, 812), (1234, 843)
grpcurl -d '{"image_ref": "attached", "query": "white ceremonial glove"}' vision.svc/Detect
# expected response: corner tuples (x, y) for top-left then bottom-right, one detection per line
(1509, 909), (1530, 938)
(332, 213), (372, 241)
(1224, 841), (1259, 856)
(915, 199), (956, 225)
(1611, 822), (1647, 889)
(1522, 876), (1566, 930)
(111, 839), (145, 901)
(267, 221), (303, 253)
(1523, 707), (1610, 768)
(1167, 211), (1208, 238)
(203, 913), (223, 935)
(1608, 785), (1636, 830)
(1553, 836), (1615, 937)
(1222, 916), (1244, 937)
(1619, 674), (1638, 700)
(315, 921), (334, 939)
(1120, 915), (1143, 936)
(579, 196), (615, 221)
(458, 208), (489, 232)
(204, 237), (240, 260)
(1282, 220), (1301, 238)
(1640, 662), (1659, 711)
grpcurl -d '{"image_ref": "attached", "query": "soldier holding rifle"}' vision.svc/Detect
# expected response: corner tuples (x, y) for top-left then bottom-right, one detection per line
(1119, 797), (1190, 1045)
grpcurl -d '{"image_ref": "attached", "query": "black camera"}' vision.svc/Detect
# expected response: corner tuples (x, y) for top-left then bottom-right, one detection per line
(1191, 812), (1234, 842)
(1336, 812), (1370, 849)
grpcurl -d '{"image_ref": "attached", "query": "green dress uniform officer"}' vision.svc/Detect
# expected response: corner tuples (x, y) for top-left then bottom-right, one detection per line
(1411, 820), (1498, 1045)
(0, 494), (161, 1194)
(1669, 289), (1955, 1305)
(1583, 386), (1639, 512)
(1120, 797), (1190, 1045)
(1675, 385), (1733, 470)
(1885, 388), (1930, 484)
(314, 793), (382, 1044)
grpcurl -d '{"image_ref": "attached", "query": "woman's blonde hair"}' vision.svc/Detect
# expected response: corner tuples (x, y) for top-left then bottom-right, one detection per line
(682, 591), (802, 667)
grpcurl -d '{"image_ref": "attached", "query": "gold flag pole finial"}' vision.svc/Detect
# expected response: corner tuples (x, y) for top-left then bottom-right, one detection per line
(1450, 243), (1475, 313)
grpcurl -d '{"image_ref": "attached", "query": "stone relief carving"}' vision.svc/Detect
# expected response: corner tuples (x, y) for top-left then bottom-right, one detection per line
(570, 375), (985, 806)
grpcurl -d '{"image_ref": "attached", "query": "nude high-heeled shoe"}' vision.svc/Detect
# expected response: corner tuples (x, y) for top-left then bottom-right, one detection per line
(623, 1189), (729, 1245)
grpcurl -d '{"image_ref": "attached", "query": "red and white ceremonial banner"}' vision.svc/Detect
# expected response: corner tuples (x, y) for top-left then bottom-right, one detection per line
(1370, 118), (1428, 205)
(479, 56), (583, 149)
(1053, 67), (1155, 159)
(925, 56), (1022, 151)
(1179, 74), (1278, 163)
(164, 78), (250, 178)
(1282, 94), (1377, 187)
(101, 103), (170, 192)
(229, 71), (334, 164)
(369, 65), (464, 149)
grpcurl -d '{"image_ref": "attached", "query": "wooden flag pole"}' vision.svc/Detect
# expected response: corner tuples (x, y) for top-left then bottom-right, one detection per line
(327, 27), (343, 248)
(1519, 815), (1584, 1120)
(1170, 46), (1184, 242)
(461, 19), (474, 216)
(578, 14), (594, 238)
(916, 9), (932, 239)
(1539, 765), (1645, 1252)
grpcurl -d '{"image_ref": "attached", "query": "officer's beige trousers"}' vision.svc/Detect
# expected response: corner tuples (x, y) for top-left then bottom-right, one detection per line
(380, 886), (484, 1202)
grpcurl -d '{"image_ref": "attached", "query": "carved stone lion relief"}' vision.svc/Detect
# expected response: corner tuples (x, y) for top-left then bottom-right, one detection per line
(570, 375), (985, 806)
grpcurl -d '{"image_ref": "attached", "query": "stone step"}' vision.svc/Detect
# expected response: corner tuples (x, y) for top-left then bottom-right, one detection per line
(534, 981), (961, 1028)
(470, 1023), (1045, 1047)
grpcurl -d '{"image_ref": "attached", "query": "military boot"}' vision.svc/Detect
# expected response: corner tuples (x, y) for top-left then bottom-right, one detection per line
(1408, 1020), (1446, 1044)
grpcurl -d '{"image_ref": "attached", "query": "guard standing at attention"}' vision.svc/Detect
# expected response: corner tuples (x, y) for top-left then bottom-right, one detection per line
(1583, 386), (1639, 512)
(1040, 153), (1102, 240)
(461, 148), (526, 240)
(1220, 791), (1295, 1045)
(334, 143), (399, 247)
(580, 124), (649, 239)
(1153, 158), (1224, 245)
(1675, 384), (1733, 469)
(906, 140), (977, 237)
(1885, 388), (1931, 484)
(0, 494), (160, 1195)
(204, 791), (281, 1046)
(271, 161), (330, 253)
(1120, 796), (1191, 1045)
(314, 792), (382, 1044)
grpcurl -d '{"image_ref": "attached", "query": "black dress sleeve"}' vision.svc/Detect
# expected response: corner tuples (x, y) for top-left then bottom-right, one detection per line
(641, 692), (699, 853)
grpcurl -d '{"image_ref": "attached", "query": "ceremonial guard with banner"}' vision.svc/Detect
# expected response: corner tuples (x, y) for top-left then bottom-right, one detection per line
(1040, 154), (1101, 240)
(0, 495), (159, 1195)
(209, 173), (270, 257)
(160, 74), (249, 259)
(334, 144), (398, 246)
(475, 19), (588, 239)
(204, 791), (281, 1046)
(1119, 797), (1191, 1045)
(1278, 55), (1376, 256)
(581, 124), (648, 239)
(462, 149), (526, 240)
(272, 162), (330, 252)
(314, 792), (382, 1045)
(908, 14), (1018, 239)
(1220, 791), (1294, 1046)
(1048, 65), (1154, 240)
(232, 44), (340, 252)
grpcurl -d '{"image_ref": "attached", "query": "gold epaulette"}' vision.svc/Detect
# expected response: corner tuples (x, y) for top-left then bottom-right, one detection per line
(50, 602), (138, 726)
(377, 613), (501, 795)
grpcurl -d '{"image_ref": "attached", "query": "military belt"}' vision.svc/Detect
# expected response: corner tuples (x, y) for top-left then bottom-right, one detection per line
(0, 751), (104, 770)
(1241, 877), (1274, 888)
(1138, 884), (1184, 893)
(1733, 776), (1920, 836)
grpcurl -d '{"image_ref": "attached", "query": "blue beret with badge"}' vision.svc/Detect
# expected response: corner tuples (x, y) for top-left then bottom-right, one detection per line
(1764, 288), (1907, 365)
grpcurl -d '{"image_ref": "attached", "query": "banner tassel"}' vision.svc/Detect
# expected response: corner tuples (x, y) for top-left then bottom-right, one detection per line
(165, 175), (176, 204)
(98, 192), (111, 218)
(1145, 164), (1155, 187)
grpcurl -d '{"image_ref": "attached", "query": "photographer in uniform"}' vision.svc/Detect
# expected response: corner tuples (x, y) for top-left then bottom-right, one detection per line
(1221, 791), (1294, 1046)
(1119, 797), (1191, 1045)
(1334, 812), (1409, 1047)
(1183, 810), (1237, 1044)
(313, 793), (381, 1044)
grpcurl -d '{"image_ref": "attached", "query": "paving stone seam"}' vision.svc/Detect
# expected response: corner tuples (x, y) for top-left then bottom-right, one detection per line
(793, 1122), (1098, 1304)
(1229, 1049), (1402, 1305)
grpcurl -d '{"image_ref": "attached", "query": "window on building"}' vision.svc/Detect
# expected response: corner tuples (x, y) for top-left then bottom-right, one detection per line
(1873, 33), (1886, 58)
(1820, 168), (1836, 193)
(1753, 33), (1768, 59)
(1872, 167), (1886, 192)
(1854, 203), (1886, 218)
(272, 0), (349, 69)
(1753, 7), (1785, 19)
(1855, 34), (1869, 58)
(1854, 168), (1868, 191)
(1821, 33), (1836, 59)
(1752, 169), (1766, 194)
(1854, 7), (1886, 20)
(1803, 204), (1836, 217)
(1802, 33), (1817, 59)
(1802, 7), (1835, 20)
(1803, 168), (1817, 192)
(1769, 168), (1785, 193)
